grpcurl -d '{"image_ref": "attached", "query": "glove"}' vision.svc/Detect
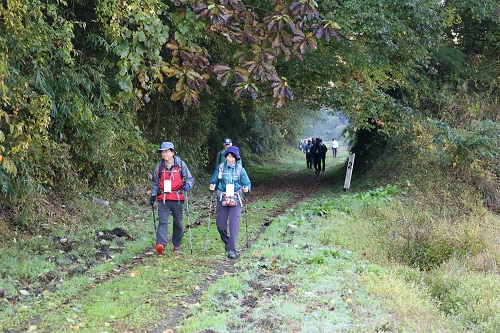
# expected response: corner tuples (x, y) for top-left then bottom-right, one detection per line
(183, 183), (191, 191)
(149, 195), (156, 207)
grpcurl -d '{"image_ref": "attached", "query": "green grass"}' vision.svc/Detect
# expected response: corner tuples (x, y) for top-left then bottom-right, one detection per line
(178, 153), (500, 332)
(245, 147), (306, 183)
(180, 197), (395, 332)
(0, 151), (305, 332)
(1, 146), (499, 332)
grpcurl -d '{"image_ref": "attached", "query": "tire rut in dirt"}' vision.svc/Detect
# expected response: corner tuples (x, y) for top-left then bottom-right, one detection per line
(149, 169), (336, 332)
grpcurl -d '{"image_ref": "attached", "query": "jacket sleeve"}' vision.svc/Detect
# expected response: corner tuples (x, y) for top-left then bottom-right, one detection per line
(151, 162), (160, 196)
(181, 161), (194, 188)
(240, 168), (251, 193)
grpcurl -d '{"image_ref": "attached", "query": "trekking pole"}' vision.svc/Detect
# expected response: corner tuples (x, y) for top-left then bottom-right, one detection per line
(185, 191), (193, 254)
(151, 204), (157, 233)
(243, 193), (249, 248)
(245, 194), (249, 247)
(205, 192), (214, 254)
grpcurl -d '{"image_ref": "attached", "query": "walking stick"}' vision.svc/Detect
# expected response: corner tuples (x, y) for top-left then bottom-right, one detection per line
(245, 196), (249, 248)
(151, 204), (157, 233)
(205, 192), (214, 254)
(243, 193), (249, 248)
(185, 191), (193, 254)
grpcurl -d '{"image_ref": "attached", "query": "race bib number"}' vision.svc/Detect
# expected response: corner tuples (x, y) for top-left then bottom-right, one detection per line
(226, 183), (234, 197)
(163, 180), (172, 193)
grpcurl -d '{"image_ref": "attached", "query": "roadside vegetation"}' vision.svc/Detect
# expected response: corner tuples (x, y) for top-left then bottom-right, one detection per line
(1, 148), (499, 332)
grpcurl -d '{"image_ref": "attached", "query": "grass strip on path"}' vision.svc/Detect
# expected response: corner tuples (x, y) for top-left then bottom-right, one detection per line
(178, 200), (395, 332)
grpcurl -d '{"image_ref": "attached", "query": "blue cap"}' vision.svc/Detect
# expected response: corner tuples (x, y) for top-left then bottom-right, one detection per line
(157, 142), (177, 153)
(223, 138), (232, 145)
(224, 146), (241, 160)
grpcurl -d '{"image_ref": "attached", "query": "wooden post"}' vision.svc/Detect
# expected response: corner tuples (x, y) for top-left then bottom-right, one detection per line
(343, 153), (355, 191)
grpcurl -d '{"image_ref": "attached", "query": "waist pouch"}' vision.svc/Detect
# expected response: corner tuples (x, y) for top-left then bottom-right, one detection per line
(217, 189), (242, 207)
(221, 194), (237, 206)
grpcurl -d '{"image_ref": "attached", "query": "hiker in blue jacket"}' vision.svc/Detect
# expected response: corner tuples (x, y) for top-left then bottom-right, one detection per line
(209, 146), (251, 259)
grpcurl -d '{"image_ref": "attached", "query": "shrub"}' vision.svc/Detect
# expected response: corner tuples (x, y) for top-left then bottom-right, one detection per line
(425, 269), (500, 332)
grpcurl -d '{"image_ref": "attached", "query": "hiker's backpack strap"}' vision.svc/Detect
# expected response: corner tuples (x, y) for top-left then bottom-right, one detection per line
(218, 162), (242, 178)
(236, 163), (242, 178)
(159, 157), (183, 176)
(158, 161), (166, 178)
(176, 156), (183, 175)
(218, 162), (224, 179)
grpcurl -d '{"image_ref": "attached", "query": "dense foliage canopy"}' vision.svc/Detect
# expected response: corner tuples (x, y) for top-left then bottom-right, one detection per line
(1, 0), (498, 225)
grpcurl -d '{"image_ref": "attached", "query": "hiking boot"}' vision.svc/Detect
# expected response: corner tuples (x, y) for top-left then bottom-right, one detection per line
(156, 244), (165, 255)
(227, 251), (236, 259)
(173, 245), (180, 253)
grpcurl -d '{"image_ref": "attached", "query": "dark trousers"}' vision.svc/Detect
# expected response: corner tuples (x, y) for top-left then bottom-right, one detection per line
(215, 200), (242, 252)
(321, 155), (326, 172)
(306, 153), (312, 169)
(156, 200), (184, 247)
(313, 158), (321, 175)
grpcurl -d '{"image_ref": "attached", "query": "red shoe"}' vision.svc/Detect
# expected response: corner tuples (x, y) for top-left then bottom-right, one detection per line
(173, 245), (180, 253)
(156, 244), (165, 255)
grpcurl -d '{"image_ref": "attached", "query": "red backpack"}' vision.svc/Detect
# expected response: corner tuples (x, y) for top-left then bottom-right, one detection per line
(157, 160), (185, 202)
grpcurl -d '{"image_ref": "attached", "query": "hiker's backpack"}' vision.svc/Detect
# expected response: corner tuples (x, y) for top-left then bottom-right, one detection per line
(218, 162), (242, 182)
(217, 163), (243, 201)
(157, 157), (185, 201)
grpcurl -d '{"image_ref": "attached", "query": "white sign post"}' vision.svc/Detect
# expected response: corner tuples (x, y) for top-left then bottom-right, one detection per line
(343, 153), (355, 191)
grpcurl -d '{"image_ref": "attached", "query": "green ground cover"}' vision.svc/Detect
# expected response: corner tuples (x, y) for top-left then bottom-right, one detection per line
(1, 148), (498, 332)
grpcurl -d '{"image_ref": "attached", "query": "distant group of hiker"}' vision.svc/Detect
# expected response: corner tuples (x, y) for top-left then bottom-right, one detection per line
(149, 138), (250, 260)
(302, 137), (339, 175)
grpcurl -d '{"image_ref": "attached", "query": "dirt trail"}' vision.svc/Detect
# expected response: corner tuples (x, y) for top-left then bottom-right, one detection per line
(150, 165), (341, 332)
(2, 160), (345, 333)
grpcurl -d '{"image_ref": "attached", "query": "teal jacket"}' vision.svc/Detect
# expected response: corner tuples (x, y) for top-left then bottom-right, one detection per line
(209, 162), (251, 194)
